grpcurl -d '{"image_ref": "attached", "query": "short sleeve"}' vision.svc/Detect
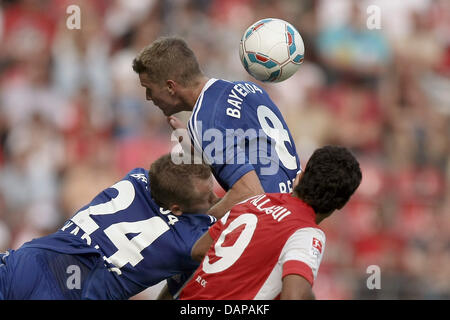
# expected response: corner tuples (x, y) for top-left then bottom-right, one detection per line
(279, 227), (326, 286)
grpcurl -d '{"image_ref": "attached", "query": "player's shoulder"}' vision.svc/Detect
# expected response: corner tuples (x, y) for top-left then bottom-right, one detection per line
(199, 78), (267, 109)
(231, 79), (266, 92)
(264, 193), (322, 226)
(262, 192), (301, 207)
(199, 78), (234, 103)
(123, 168), (150, 192)
(126, 167), (147, 176)
(190, 78), (269, 129)
(122, 168), (149, 185)
(220, 79), (268, 102)
(190, 79), (228, 125)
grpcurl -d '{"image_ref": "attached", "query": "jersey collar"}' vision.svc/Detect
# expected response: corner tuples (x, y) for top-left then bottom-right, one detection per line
(192, 78), (217, 112)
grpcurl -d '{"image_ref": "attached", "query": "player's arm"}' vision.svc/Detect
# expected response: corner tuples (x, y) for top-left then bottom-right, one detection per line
(279, 228), (326, 300)
(207, 170), (263, 219)
(190, 210), (228, 262)
(280, 274), (315, 300)
(191, 230), (214, 262)
(167, 116), (196, 157)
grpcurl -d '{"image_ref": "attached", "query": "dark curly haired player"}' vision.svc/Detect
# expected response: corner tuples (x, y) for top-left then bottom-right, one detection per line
(180, 146), (362, 300)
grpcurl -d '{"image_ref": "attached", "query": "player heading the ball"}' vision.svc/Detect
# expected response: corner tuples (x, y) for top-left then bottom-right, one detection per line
(133, 36), (301, 219)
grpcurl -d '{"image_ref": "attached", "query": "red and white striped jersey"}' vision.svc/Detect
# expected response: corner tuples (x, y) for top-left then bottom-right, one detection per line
(179, 193), (326, 300)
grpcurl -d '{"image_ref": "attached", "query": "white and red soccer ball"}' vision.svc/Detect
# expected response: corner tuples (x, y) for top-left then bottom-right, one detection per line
(239, 18), (305, 83)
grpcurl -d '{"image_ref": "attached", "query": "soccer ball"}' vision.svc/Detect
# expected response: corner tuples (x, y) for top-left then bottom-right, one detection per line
(239, 18), (305, 83)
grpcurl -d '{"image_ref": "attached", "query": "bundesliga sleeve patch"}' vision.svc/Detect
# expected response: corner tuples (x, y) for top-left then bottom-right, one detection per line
(311, 237), (323, 257)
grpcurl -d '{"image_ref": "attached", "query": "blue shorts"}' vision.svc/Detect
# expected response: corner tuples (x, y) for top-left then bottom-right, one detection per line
(0, 248), (100, 300)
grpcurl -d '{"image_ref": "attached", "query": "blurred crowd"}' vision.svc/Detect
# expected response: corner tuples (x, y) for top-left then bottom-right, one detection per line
(0, 0), (448, 299)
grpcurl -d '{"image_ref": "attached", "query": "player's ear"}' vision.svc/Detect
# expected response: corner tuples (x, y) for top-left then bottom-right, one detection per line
(169, 204), (183, 216)
(166, 80), (176, 95)
(293, 171), (304, 191)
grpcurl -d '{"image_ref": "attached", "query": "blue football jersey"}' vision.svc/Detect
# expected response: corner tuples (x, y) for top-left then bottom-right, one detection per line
(20, 168), (216, 299)
(187, 79), (301, 193)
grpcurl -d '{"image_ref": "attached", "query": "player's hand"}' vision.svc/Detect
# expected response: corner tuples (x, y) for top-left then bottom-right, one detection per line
(167, 116), (186, 131)
(167, 116), (185, 145)
(167, 116), (198, 163)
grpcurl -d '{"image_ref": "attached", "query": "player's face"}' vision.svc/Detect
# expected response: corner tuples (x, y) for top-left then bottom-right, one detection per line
(184, 176), (218, 213)
(139, 73), (180, 116)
